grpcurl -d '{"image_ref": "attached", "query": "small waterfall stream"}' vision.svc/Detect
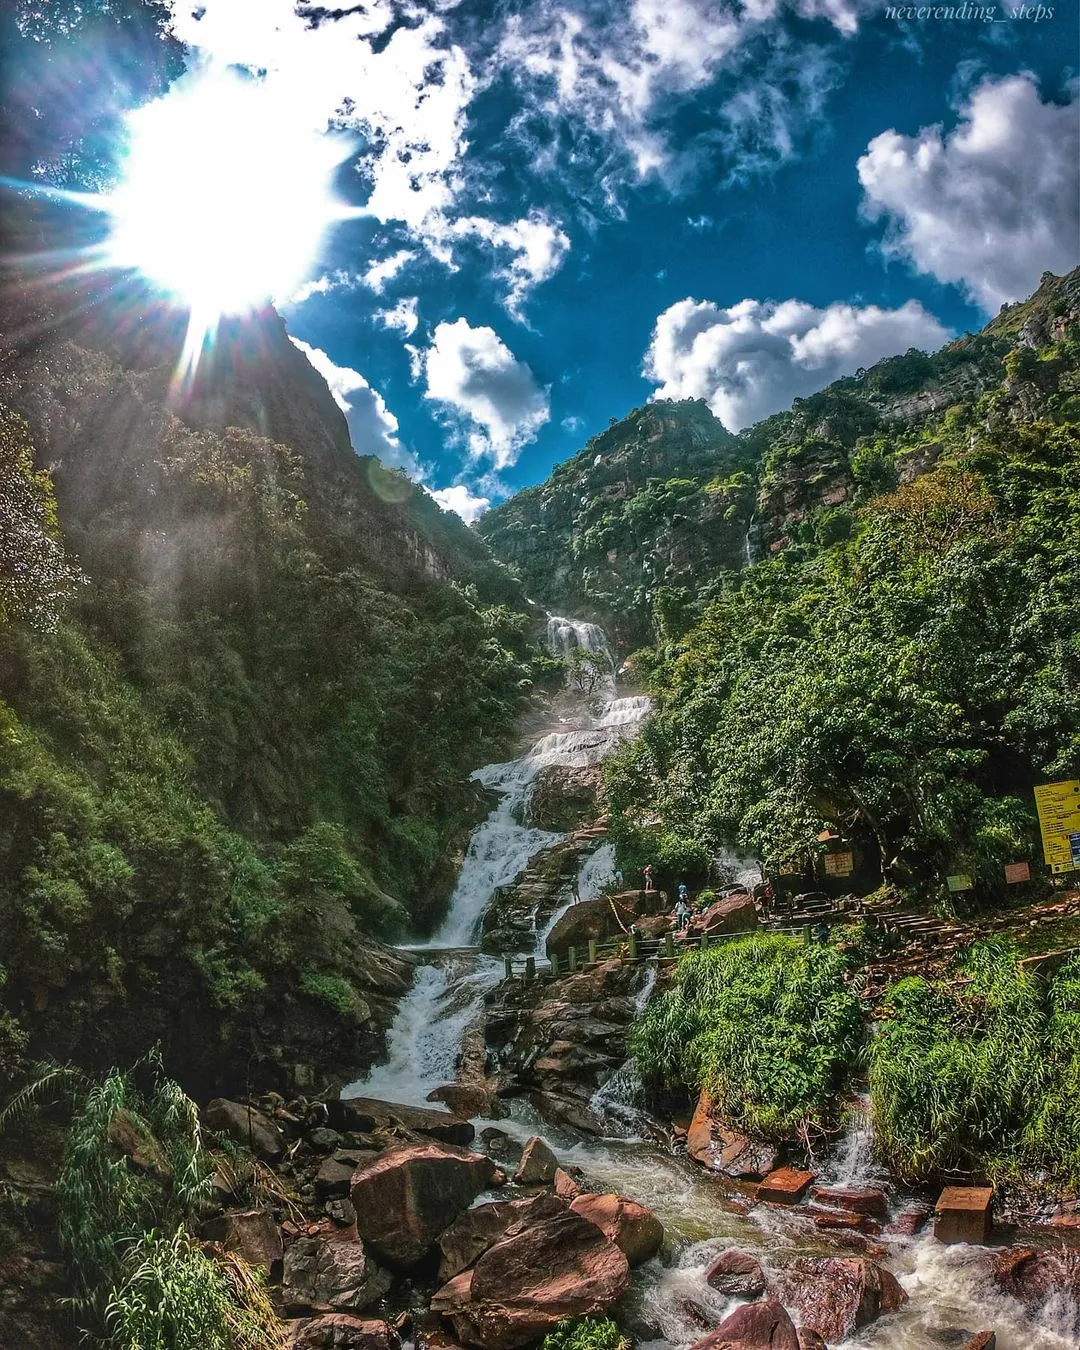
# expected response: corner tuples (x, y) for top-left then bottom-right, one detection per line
(341, 616), (1078, 1350)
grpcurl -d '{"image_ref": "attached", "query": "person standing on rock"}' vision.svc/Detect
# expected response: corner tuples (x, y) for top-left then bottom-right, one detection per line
(675, 895), (691, 932)
(642, 864), (654, 893)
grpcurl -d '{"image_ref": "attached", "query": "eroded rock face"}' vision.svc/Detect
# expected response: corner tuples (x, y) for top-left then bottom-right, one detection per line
(204, 1099), (285, 1161)
(569, 1193), (664, 1266)
(513, 1137), (558, 1186)
(686, 1093), (779, 1180)
(283, 1236), (392, 1314)
(287, 1315), (401, 1350)
(526, 766), (603, 831)
(689, 1299), (800, 1350)
(329, 1098), (475, 1147)
(704, 1249), (766, 1298)
(350, 1143), (495, 1269)
(692, 894), (759, 937)
(769, 1256), (907, 1343)
(434, 1209), (630, 1349)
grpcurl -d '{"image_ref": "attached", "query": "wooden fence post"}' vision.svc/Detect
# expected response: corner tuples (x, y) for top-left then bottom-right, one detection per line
(588, 938), (597, 966)
(664, 931), (676, 959)
(701, 931), (711, 949)
(504, 956), (512, 980)
(524, 956), (536, 984)
(549, 951), (560, 979)
(628, 932), (638, 961)
(568, 945), (578, 973)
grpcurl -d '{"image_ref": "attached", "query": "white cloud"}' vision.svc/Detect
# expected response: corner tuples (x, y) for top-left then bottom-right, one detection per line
(428, 484), (491, 524)
(288, 269), (359, 305)
(858, 74), (1080, 313)
(289, 336), (419, 474)
(450, 211), (571, 317)
(169, 1), (475, 236)
(377, 297), (420, 337)
(644, 294), (949, 431)
(422, 319), (550, 469)
(362, 250), (416, 294)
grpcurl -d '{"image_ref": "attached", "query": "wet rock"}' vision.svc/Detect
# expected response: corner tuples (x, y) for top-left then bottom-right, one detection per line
(809, 1207), (877, 1233)
(963, 1335), (996, 1350)
(434, 1208), (630, 1349)
(990, 1246), (1080, 1331)
(526, 766), (604, 831)
(204, 1098), (285, 1161)
(692, 894), (759, 937)
(479, 1127), (511, 1159)
(201, 1208), (283, 1271)
(438, 1195), (567, 1281)
(796, 1332), (828, 1350)
(350, 1142), (495, 1269)
(934, 1186), (993, 1245)
(287, 1315), (401, 1350)
(329, 1098), (474, 1148)
(810, 1185), (887, 1218)
(686, 1093), (779, 1180)
(426, 1085), (501, 1121)
(704, 1249), (766, 1298)
(569, 1193), (663, 1266)
(688, 1298), (800, 1350)
(513, 1137), (558, 1185)
(769, 1256), (907, 1343)
(757, 1167), (815, 1205)
(317, 1151), (380, 1199)
(553, 1167), (582, 1199)
(528, 1091), (609, 1137)
(882, 1204), (932, 1237)
(283, 1236), (392, 1314)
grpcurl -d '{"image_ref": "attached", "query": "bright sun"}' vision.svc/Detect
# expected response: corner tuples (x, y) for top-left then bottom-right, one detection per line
(104, 70), (351, 344)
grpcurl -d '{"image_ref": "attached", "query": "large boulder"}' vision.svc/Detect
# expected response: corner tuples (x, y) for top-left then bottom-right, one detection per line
(201, 1209), (283, 1271)
(287, 1315), (401, 1350)
(545, 893), (664, 956)
(204, 1098), (285, 1161)
(688, 1299), (800, 1350)
(704, 1249), (765, 1298)
(686, 1093), (778, 1180)
(433, 1208), (630, 1349)
(693, 894), (759, 937)
(769, 1256), (907, 1343)
(569, 1193), (664, 1266)
(513, 1137), (558, 1186)
(350, 1142), (496, 1269)
(438, 1195), (567, 1281)
(329, 1097), (474, 1147)
(282, 1236), (392, 1314)
(526, 766), (604, 831)
(810, 1185), (888, 1218)
(990, 1247), (1079, 1338)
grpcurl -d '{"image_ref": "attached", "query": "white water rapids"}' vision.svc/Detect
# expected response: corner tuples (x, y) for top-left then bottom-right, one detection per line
(343, 617), (1078, 1350)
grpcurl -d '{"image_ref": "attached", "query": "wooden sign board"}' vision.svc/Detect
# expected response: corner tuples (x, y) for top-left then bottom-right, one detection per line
(1034, 780), (1080, 874)
(1004, 861), (1031, 884)
(946, 874), (973, 892)
(823, 850), (854, 877)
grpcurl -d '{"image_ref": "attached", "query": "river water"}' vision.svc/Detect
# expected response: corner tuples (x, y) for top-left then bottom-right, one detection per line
(344, 618), (1077, 1350)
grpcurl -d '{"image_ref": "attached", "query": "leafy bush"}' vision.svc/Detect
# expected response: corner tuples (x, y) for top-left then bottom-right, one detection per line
(541, 1317), (630, 1350)
(632, 933), (862, 1138)
(869, 942), (1080, 1185)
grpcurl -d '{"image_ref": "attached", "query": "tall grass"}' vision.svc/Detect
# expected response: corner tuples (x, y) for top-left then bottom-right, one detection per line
(631, 933), (862, 1139)
(869, 942), (1080, 1186)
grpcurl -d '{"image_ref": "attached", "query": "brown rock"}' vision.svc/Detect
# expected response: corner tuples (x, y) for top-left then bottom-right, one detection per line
(426, 1085), (498, 1121)
(688, 1299), (800, 1350)
(350, 1142), (495, 1269)
(882, 1204), (932, 1237)
(809, 1185), (887, 1217)
(796, 1332), (828, 1350)
(553, 1168), (582, 1199)
(317, 1152), (379, 1199)
(283, 1236), (392, 1314)
(330, 1097), (475, 1147)
(107, 1109), (171, 1180)
(437, 1195), (567, 1282)
(704, 1249), (765, 1298)
(757, 1167), (815, 1205)
(204, 1098), (285, 1161)
(963, 1335), (996, 1350)
(435, 1209), (630, 1349)
(769, 1256), (907, 1342)
(287, 1315), (401, 1350)
(201, 1209), (283, 1271)
(686, 1093), (778, 1180)
(513, 1136), (558, 1186)
(693, 894), (759, 937)
(809, 1207), (875, 1233)
(569, 1193), (663, 1265)
(991, 1246), (1080, 1328)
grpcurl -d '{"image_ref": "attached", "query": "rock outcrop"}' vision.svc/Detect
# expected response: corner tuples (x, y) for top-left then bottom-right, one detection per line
(350, 1142), (496, 1269)
(686, 1093), (779, 1180)
(569, 1193), (664, 1265)
(689, 1299), (800, 1350)
(282, 1236), (392, 1314)
(704, 1249), (766, 1298)
(769, 1256), (907, 1342)
(287, 1316), (402, 1350)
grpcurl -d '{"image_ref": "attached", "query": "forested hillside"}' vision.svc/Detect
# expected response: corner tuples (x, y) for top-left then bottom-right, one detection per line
(483, 269), (1080, 897)
(0, 223), (550, 1091)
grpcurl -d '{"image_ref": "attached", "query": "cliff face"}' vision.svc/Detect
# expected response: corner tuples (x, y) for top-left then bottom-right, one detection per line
(480, 269), (1080, 647)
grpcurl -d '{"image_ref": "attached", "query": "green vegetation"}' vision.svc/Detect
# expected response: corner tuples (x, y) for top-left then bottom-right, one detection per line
(632, 934), (862, 1139)
(0, 1059), (283, 1347)
(870, 942), (1080, 1187)
(541, 1317), (630, 1350)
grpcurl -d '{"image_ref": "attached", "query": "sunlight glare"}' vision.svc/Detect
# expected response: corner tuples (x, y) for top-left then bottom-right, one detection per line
(105, 70), (352, 334)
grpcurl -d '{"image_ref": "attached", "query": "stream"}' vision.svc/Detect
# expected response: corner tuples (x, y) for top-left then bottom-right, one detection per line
(343, 618), (1077, 1350)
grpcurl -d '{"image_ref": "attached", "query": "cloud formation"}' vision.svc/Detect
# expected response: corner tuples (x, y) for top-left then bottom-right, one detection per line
(450, 212), (571, 317)
(858, 74), (1080, 312)
(644, 295), (949, 431)
(377, 297), (420, 338)
(422, 320), (550, 469)
(290, 336), (417, 474)
(428, 484), (492, 524)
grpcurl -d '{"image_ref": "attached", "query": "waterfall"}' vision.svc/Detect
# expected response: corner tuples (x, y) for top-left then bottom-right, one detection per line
(536, 841), (616, 957)
(743, 511), (758, 568)
(343, 617), (649, 1107)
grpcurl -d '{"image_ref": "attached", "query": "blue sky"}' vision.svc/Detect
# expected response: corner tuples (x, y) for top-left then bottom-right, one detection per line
(162, 0), (1078, 522)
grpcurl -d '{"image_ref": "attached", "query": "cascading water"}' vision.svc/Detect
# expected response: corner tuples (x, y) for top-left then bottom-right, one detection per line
(343, 617), (649, 1106)
(536, 841), (617, 956)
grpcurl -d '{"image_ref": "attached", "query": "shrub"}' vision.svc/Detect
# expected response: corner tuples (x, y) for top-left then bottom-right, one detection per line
(541, 1317), (630, 1350)
(632, 933), (862, 1139)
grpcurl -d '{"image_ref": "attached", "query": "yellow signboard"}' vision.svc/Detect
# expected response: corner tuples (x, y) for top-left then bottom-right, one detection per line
(1034, 780), (1080, 874)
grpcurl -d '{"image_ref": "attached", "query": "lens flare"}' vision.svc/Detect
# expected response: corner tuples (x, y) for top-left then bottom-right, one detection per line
(103, 68), (355, 379)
